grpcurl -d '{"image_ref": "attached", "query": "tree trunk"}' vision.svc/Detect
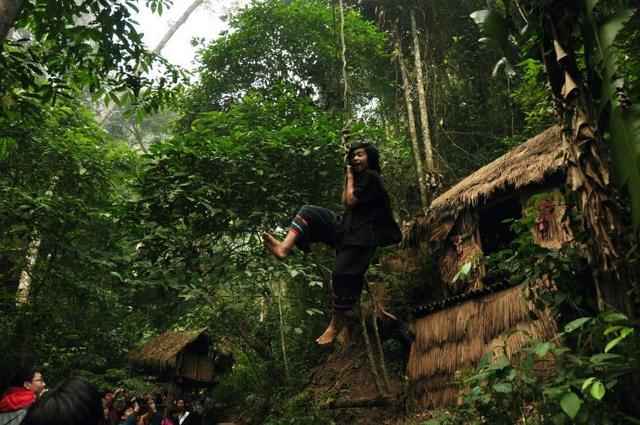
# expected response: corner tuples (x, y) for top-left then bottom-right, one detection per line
(97, 0), (205, 125)
(129, 122), (149, 153)
(396, 36), (429, 212)
(275, 279), (290, 384)
(0, 0), (24, 49)
(410, 8), (434, 174)
(359, 306), (384, 395)
(150, 0), (205, 57)
(16, 238), (40, 306)
(541, 16), (633, 316)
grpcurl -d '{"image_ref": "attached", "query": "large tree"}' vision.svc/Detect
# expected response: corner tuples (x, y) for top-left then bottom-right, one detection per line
(0, 0), (185, 114)
(179, 0), (389, 126)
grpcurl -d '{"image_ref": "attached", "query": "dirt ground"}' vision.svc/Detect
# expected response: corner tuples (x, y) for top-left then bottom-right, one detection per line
(304, 322), (413, 425)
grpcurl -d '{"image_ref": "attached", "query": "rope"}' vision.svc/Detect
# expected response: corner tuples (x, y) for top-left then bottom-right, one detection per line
(338, 0), (350, 151)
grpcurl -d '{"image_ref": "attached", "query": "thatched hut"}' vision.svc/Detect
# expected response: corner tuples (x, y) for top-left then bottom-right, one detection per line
(131, 328), (215, 385)
(403, 126), (570, 407)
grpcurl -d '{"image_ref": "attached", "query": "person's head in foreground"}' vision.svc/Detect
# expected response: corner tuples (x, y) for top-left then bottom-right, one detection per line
(21, 377), (102, 425)
(10, 367), (46, 397)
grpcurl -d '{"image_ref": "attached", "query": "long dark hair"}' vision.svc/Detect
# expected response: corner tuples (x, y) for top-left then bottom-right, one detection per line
(348, 140), (381, 173)
(21, 377), (102, 425)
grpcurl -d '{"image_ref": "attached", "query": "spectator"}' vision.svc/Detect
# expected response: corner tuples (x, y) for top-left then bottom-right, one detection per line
(21, 377), (102, 425)
(175, 398), (201, 425)
(120, 399), (140, 425)
(0, 367), (45, 425)
(161, 407), (178, 425)
(102, 389), (123, 425)
(145, 397), (162, 425)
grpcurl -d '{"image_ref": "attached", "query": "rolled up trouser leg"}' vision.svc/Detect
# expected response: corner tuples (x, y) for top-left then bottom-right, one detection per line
(331, 245), (375, 313)
(291, 205), (338, 251)
(332, 273), (365, 313)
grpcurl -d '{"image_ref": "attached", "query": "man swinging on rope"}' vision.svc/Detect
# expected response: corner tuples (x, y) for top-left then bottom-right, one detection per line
(262, 141), (401, 344)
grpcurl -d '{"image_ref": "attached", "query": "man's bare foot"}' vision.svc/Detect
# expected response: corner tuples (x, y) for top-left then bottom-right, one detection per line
(315, 323), (339, 345)
(261, 231), (289, 260)
(316, 313), (345, 345)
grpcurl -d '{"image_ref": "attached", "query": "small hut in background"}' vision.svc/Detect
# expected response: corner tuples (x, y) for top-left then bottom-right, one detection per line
(131, 328), (216, 405)
(397, 126), (571, 407)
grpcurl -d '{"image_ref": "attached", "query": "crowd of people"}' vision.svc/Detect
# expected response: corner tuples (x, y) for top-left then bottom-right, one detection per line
(0, 368), (214, 425)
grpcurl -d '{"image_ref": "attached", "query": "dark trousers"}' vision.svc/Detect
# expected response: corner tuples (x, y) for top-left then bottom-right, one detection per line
(294, 205), (375, 313)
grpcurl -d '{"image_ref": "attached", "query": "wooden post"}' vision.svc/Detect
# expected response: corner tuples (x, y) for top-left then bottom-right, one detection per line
(165, 350), (185, 416)
(164, 380), (176, 418)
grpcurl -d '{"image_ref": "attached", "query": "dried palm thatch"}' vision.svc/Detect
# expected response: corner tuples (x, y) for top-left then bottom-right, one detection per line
(407, 126), (565, 244)
(130, 328), (208, 371)
(439, 211), (485, 295)
(407, 283), (557, 408)
(380, 246), (422, 275)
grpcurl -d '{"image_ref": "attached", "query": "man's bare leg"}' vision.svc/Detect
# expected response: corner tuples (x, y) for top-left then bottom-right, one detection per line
(261, 230), (298, 260)
(316, 312), (342, 345)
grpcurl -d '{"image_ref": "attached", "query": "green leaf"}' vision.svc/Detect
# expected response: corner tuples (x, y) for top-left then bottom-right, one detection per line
(585, 0), (600, 14)
(294, 327), (303, 334)
(560, 392), (582, 419)
(533, 341), (554, 357)
(544, 386), (567, 400)
(590, 380), (606, 400)
(470, 9), (509, 52)
(590, 353), (623, 364)
(581, 377), (595, 391)
(478, 351), (494, 368)
(598, 9), (634, 56)
(564, 317), (592, 333)
(603, 312), (628, 322)
(609, 104), (640, 230)
(492, 383), (512, 393)
(452, 261), (473, 283)
(604, 328), (633, 353)
(604, 325), (624, 335)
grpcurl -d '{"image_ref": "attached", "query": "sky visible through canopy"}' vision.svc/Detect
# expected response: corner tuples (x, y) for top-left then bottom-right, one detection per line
(135, 0), (249, 70)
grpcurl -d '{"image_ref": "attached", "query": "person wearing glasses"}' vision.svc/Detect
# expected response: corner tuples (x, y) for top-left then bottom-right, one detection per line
(0, 367), (45, 425)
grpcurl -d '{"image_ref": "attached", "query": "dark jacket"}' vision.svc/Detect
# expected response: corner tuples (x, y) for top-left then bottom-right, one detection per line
(178, 411), (201, 425)
(342, 169), (401, 247)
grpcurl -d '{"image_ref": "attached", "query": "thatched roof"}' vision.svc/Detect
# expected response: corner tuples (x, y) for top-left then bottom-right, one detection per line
(130, 328), (208, 371)
(408, 126), (565, 243)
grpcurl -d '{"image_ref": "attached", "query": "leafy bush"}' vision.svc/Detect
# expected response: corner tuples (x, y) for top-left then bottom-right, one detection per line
(425, 312), (638, 424)
(264, 391), (335, 425)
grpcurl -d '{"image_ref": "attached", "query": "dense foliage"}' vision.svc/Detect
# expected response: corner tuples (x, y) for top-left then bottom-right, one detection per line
(0, 0), (637, 423)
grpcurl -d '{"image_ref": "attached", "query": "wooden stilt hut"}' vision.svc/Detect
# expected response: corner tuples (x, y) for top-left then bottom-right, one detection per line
(401, 126), (572, 407)
(131, 328), (216, 407)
